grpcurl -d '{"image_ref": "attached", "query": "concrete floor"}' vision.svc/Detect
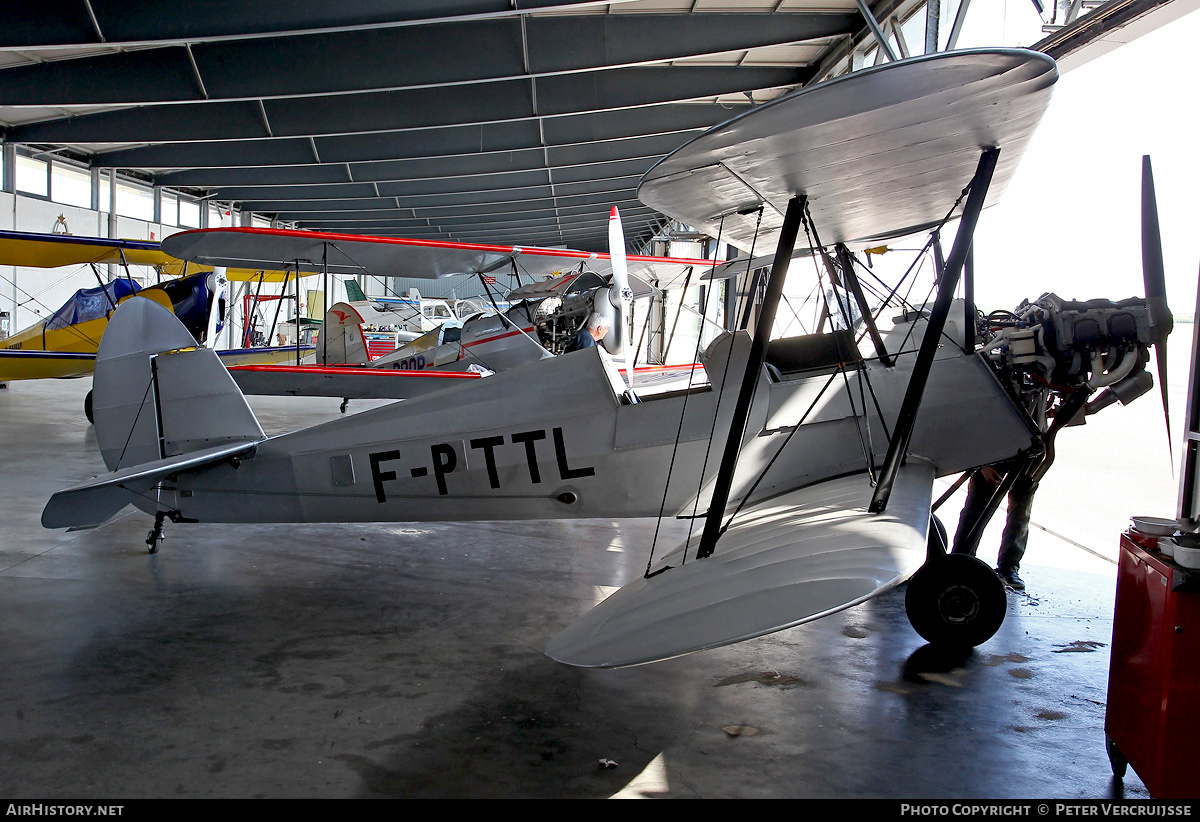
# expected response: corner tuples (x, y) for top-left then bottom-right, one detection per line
(0, 376), (1152, 799)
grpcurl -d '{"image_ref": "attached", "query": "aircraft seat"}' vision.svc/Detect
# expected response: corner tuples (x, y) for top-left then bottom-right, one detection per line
(766, 329), (861, 378)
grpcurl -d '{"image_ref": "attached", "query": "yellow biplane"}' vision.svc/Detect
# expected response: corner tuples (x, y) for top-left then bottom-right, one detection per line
(0, 229), (314, 390)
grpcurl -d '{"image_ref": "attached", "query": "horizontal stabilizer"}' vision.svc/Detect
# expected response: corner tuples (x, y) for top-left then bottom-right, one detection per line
(546, 461), (935, 668)
(41, 441), (259, 529)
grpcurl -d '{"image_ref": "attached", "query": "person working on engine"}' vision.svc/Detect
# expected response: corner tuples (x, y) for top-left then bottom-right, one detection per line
(564, 313), (610, 353)
(951, 459), (1038, 591)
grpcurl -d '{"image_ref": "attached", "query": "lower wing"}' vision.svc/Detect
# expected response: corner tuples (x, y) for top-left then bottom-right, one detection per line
(0, 350), (96, 380)
(227, 363), (482, 399)
(546, 460), (935, 668)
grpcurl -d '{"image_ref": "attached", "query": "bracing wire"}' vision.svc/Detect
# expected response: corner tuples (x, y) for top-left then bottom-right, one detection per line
(716, 370), (840, 534)
(645, 215), (730, 576)
(640, 176), (980, 566)
(0, 267), (130, 349)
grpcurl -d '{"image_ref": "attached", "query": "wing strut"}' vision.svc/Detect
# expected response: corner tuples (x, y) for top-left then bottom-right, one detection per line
(293, 263), (302, 367)
(835, 243), (892, 366)
(266, 268), (288, 348)
(697, 195), (806, 560)
(243, 271), (266, 348)
(321, 242), (329, 366)
(87, 263), (120, 313)
(477, 270), (510, 328)
(869, 147), (1000, 514)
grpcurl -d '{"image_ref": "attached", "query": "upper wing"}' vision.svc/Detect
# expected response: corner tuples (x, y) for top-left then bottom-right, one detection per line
(0, 228), (311, 282)
(637, 48), (1057, 251)
(546, 461), (935, 668)
(161, 226), (715, 285)
(0, 229), (172, 267)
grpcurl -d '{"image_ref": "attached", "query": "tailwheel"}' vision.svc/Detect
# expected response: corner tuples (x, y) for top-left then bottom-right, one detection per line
(84, 389), (94, 424)
(905, 553), (1007, 648)
(146, 512), (167, 554)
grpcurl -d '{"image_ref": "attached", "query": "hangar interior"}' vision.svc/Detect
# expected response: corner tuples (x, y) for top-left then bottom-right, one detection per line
(1, 0), (1197, 800)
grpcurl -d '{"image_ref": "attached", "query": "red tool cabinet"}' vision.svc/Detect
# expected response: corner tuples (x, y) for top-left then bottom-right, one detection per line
(1104, 533), (1200, 798)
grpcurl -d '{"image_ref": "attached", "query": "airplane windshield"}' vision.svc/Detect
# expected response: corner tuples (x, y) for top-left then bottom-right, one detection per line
(45, 278), (139, 331)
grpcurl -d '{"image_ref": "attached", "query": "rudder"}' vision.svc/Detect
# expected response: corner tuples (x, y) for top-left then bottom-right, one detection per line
(94, 297), (264, 471)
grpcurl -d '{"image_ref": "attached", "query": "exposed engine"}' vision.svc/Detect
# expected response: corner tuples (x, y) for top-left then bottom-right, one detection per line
(531, 277), (623, 356)
(977, 293), (1160, 427)
(532, 292), (596, 354)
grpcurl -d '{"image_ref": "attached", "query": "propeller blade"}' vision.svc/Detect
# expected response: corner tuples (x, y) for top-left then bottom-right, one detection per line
(1142, 155), (1173, 459)
(1142, 157), (1171, 335)
(607, 206), (633, 387)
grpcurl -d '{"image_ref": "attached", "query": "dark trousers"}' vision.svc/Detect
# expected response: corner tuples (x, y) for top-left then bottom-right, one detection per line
(951, 467), (1039, 574)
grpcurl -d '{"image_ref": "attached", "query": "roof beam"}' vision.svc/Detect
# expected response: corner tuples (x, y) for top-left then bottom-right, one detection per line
(0, 1), (626, 49)
(8, 65), (806, 143)
(0, 14), (854, 105)
(156, 131), (696, 190)
(101, 102), (741, 170)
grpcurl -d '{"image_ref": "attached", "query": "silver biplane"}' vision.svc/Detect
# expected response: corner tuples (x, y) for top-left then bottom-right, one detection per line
(41, 48), (1174, 668)
(161, 219), (722, 406)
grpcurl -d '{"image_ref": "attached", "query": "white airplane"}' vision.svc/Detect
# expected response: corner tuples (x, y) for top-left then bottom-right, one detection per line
(327, 284), (461, 356)
(41, 48), (1174, 669)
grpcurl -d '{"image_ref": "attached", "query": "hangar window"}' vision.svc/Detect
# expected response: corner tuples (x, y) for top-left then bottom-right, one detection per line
(179, 198), (200, 228)
(160, 191), (179, 226)
(116, 180), (154, 221)
(15, 154), (49, 198)
(51, 162), (92, 209)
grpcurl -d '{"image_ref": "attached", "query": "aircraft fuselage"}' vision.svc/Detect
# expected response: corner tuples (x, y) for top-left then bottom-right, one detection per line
(132, 309), (1036, 526)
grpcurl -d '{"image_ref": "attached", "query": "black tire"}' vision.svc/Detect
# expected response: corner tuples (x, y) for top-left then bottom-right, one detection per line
(905, 553), (1007, 648)
(1106, 734), (1128, 779)
(84, 389), (94, 424)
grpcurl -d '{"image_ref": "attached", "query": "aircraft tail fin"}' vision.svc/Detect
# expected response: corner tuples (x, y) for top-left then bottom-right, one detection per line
(344, 278), (368, 302)
(314, 302), (369, 365)
(93, 297), (265, 472)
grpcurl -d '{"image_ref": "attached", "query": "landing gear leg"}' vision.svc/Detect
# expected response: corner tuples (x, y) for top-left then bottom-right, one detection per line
(146, 512), (167, 554)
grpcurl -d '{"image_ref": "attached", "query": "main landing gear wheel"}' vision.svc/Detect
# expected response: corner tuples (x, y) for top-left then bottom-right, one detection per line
(905, 553), (1007, 648)
(84, 389), (94, 424)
